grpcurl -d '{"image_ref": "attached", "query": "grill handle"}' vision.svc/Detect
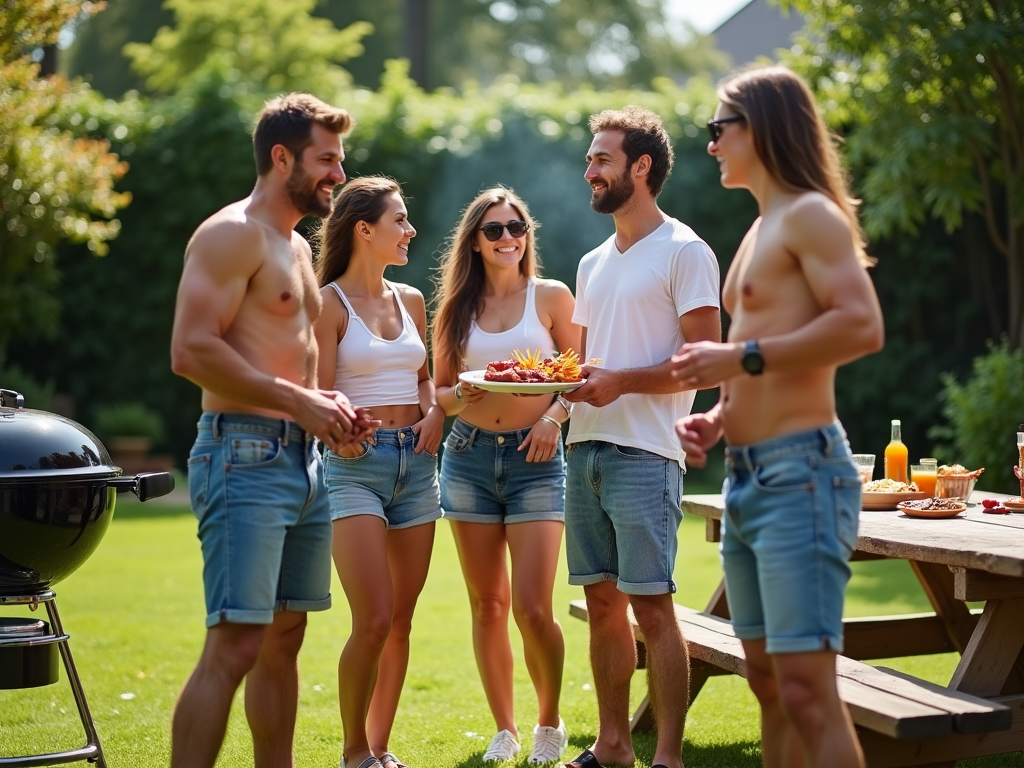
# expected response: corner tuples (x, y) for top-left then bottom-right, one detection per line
(0, 389), (26, 409)
(108, 472), (175, 502)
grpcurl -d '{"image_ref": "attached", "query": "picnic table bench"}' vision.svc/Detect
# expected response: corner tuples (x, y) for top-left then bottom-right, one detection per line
(569, 490), (1024, 767)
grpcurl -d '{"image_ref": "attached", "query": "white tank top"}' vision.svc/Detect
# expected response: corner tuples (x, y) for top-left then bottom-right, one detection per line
(464, 277), (557, 370)
(329, 281), (425, 408)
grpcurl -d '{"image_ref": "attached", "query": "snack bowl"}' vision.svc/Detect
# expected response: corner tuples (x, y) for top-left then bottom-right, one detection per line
(935, 475), (976, 501)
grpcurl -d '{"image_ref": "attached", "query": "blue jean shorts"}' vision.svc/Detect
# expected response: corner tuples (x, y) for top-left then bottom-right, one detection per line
(439, 418), (565, 524)
(187, 412), (333, 628)
(565, 441), (684, 595)
(324, 427), (442, 529)
(722, 423), (861, 654)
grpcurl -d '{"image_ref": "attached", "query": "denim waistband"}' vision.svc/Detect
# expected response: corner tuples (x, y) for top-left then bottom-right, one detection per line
(725, 423), (848, 473)
(198, 412), (309, 446)
(452, 417), (531, 447)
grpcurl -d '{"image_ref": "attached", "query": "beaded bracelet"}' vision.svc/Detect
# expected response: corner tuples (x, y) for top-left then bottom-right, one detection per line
(539, 415), (563, 429)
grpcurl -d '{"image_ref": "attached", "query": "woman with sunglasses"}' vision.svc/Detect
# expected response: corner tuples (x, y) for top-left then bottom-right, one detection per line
(432, 186), (580, 764)
(313, 176), (444, 768)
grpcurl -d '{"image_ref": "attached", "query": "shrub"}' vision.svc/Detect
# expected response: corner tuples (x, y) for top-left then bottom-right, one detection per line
(93, 402), (165, 443)
(929, 340), (1024, 494)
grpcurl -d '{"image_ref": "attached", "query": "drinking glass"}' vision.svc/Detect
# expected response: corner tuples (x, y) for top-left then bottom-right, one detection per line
(911, 462), (938, 496)
(852, 454), (875, 484)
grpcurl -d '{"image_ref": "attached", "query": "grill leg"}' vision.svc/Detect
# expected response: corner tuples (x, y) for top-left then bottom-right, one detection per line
(46, 597), (107, 768)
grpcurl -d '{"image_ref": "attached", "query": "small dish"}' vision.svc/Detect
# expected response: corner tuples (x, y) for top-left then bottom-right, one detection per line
(1002, 497), (1024, 511)
(897, 500), (967, 519)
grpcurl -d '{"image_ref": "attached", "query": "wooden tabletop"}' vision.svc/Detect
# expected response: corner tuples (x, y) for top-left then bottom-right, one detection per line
(681, 491), (1024, 579)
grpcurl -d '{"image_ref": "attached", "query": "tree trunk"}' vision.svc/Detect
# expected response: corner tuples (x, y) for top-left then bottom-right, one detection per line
(404, 0), (431, 88)
(1010, 226), (1024, 350)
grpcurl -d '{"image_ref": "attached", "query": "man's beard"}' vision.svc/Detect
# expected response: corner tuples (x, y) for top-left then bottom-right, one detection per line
(286, 164), (332, 218)
(590, 171), (635, 215)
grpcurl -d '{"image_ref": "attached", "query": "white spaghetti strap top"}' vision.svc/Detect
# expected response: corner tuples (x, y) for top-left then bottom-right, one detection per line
(329, 280), (425, 408)
(463, 277), (557, 370)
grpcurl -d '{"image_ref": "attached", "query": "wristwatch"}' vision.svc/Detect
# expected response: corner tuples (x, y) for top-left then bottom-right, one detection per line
(741, 339), (765, 376)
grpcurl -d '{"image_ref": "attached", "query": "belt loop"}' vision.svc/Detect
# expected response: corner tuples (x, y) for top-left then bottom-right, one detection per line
(821, 426), (836, 457)
(281, 418), (289, 447)
(467, 426), (479, 448)
(741, 445), (756, 474)
(211, 413), (222, 440)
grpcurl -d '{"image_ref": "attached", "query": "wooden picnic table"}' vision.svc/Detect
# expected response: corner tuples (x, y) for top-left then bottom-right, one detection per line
(679, 489), (1024, 767)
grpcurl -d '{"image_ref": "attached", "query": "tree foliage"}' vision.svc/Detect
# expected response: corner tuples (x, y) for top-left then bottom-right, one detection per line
(123, 0), (371, 96)
(780, 0), (1024, 347)
(0, 0), (130, 357)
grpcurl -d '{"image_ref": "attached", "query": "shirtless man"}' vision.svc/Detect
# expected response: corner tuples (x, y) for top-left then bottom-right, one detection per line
(169, 92), (374, 768)
(673, 67), (884, 768)
(562, 106), (721, 768)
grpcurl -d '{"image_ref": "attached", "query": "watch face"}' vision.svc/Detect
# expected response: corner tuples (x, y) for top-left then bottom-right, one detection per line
(743, 342), (764, 374)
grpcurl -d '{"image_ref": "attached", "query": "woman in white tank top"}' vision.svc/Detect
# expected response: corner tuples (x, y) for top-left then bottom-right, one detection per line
(313, 177), (444, 768)
(432, 187), (580, 764)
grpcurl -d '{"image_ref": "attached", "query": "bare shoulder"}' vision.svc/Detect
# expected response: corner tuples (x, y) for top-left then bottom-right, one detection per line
(534, 277), (575, 304)
(781, 191), (856, 260)
(393, 282), (426, 312)
(185, 201), (267, 276)
(783, 191), (850, 238)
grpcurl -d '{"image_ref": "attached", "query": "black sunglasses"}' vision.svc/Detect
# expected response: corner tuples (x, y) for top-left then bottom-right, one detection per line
(478, 219), (530, 242)
(707, 115), (746, 143)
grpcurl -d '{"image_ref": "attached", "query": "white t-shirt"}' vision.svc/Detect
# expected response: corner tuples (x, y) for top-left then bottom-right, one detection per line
(567, 218), (720, 465)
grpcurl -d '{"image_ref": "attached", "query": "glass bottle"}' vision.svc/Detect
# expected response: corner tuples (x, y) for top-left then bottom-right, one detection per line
(884, 419), (909, 484)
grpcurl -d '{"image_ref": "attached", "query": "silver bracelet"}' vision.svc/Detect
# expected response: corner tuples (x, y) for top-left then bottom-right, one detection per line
(539, 414), (562, 429)
(556, 395), (572, 418)
(454, 381), (467, 404)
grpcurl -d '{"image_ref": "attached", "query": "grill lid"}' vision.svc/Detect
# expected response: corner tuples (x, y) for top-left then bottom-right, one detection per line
(0, 389), (119, 483)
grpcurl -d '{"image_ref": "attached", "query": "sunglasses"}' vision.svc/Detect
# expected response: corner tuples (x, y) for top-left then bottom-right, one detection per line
(707, 115), (746, 143)
(478, 219), (530, 242)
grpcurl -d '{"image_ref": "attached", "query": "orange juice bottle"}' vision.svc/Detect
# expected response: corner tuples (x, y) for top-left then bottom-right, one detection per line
(884, 419), (908, 484)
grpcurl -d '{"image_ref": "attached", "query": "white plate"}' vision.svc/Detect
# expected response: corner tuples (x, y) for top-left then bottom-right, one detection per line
(459, 370), (584, 394)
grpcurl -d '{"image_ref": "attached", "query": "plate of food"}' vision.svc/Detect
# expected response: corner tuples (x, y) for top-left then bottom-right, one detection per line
(1002, 497), (1024, 511)
(459, 348), (596, 394)
(897, 497), (967, 519)
(862, 479), (929, 510)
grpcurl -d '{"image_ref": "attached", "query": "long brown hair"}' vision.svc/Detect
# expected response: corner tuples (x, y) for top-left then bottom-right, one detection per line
(314, 176), (402, 287)
(431, 186), (541, 380)
(718, 65), (871, 266)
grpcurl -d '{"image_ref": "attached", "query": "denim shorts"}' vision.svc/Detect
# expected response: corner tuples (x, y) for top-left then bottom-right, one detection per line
(721, 423), (861, 654)
(439, 418), (565, 524)
(187, 413), (333, 628)
(565, 441), (684, 595)
(324, 427), (442, 529)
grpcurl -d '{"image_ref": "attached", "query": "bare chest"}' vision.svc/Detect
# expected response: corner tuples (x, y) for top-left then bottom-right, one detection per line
(723, 220), (799, 317)
(248, 245), (321, 322)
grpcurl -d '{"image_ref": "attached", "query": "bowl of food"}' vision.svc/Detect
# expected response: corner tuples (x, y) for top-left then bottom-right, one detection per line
(935, 464), (984, 501)
(897, 497), (967, 519)
(862, 479), (928, 510)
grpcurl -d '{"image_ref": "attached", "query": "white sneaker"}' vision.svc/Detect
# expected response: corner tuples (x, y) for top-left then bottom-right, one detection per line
(528, 718), (568, 764)
(483, 729), (521, 762)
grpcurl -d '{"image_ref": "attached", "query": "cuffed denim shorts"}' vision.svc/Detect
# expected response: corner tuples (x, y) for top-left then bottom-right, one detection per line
(324, 427), (442, 529)
(565, 440), (684, 595)
(722, 423), (861, 654)
(187, 412), (333, 628)
(440, 418), (566, 524)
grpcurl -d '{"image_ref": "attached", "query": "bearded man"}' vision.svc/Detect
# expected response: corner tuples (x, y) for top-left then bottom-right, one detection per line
(560, 106), (722, 768)
(169, 92), (375, 768)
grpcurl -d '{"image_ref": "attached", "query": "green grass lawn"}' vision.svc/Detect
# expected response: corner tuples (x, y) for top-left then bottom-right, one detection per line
(1, 493), (1021, 767)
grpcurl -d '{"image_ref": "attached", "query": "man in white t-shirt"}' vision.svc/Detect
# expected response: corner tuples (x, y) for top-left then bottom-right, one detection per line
(561, 107), (721, 768)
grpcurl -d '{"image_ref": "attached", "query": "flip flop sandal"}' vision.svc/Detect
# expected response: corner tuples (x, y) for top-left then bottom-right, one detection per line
(564, 750), (604, 768)
(341, 757), (384, 768)
(379, 753), (410, 768)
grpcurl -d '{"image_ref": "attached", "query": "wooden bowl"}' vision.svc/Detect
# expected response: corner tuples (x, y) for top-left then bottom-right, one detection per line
(862, 491), (929, 511)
